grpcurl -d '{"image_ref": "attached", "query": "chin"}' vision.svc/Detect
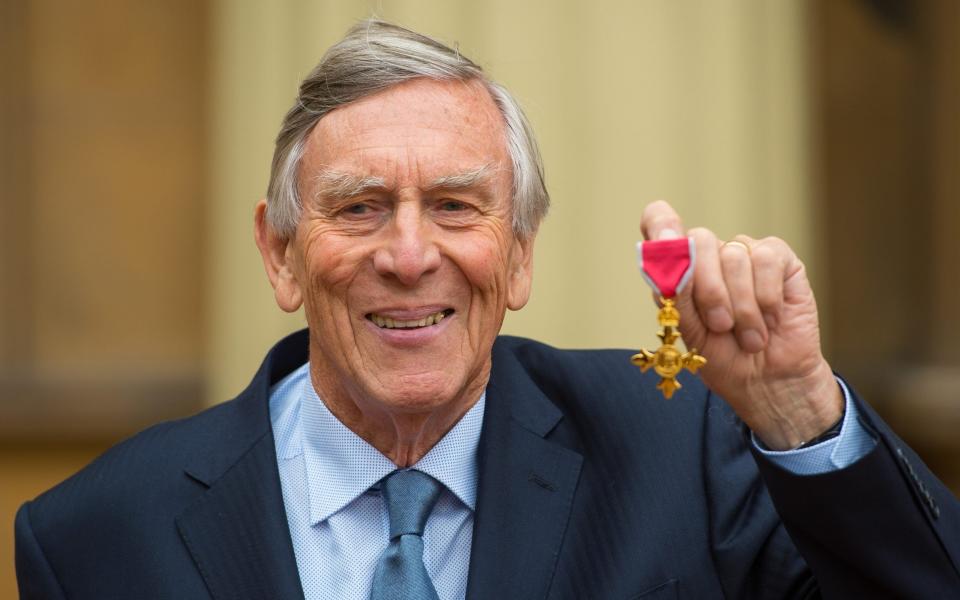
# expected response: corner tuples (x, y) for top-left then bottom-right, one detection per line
(375, 372), (470, 415)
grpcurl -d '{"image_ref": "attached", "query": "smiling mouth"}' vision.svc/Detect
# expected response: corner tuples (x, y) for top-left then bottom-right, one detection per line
(366, 309), (455, 329)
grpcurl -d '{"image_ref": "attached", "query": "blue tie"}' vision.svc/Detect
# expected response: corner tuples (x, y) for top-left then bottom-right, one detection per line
(370, 469), (443, 600)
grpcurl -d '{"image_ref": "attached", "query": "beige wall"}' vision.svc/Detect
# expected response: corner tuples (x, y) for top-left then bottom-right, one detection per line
(0, 2), (208, 595)
(207, 0), (813, 403)
(5, 3), (957, 596)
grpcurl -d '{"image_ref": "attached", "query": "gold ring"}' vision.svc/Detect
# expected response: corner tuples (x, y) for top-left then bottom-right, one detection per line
(722, 240), (751, 254)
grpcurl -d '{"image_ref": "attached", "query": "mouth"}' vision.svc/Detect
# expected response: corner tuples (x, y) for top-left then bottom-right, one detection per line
(365, 309), (455, 329)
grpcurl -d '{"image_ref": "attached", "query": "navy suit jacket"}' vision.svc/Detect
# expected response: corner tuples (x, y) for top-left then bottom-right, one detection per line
(15, 330), (960, 598)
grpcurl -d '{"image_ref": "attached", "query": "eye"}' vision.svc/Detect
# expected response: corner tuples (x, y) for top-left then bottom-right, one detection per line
(344, 202), (371, 215)
(439, 200), (468, 212)
(431, 198), (480, 227)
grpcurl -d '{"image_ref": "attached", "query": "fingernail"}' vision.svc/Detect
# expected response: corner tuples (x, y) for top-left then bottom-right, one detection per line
(741, 329), (765, 353)
(706, 307), (733, 331)
(659, 228), (680, 240)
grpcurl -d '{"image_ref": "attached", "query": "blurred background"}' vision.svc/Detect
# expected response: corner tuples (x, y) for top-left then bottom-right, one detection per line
(1, 0), (957, 594)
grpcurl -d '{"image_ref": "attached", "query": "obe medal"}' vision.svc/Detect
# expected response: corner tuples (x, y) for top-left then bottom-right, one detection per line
(631, 238), (706, 399)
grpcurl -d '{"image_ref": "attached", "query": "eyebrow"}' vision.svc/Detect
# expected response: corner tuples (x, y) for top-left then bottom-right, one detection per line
(311, 170), (387, 202)
(425, 164), (496, 191)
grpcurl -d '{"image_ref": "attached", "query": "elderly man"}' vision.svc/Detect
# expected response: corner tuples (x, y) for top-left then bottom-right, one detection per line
(15, 19), (960, 600)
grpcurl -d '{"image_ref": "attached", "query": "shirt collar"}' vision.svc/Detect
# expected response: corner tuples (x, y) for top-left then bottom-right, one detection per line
(288, 364), (484, 526)
(409, 395), (483, 512)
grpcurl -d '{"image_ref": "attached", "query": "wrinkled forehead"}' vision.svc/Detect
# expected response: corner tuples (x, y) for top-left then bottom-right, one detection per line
(300, 78), (511, 187)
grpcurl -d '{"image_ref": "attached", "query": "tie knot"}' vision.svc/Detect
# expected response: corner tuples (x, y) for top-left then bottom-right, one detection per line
(381, 469), (443, 539)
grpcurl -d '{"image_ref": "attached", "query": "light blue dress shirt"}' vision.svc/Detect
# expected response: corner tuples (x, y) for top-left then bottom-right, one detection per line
(753, 378), (876, 474)
(270, 363), (482, 600)
(270, 363), (875, 599)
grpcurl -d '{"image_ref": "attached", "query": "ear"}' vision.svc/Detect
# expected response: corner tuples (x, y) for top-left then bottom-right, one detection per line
(254, 199), (303, 313)
(506, 232), (536, 311)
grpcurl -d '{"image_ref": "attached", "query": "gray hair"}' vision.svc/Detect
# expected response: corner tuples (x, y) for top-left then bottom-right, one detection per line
(265, 19), (549, 240)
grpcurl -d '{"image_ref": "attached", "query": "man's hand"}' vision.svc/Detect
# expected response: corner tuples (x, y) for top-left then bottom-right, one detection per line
(641, 200), (843, 450)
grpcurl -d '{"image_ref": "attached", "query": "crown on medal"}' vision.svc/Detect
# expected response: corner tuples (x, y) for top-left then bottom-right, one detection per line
(657, 299), (680, 327)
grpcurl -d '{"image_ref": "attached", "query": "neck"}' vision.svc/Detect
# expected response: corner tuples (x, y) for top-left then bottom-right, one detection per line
(308, 368), (485, 467)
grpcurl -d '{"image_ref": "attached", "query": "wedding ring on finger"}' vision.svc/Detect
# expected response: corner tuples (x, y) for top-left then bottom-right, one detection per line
(722, 240), (751, 255)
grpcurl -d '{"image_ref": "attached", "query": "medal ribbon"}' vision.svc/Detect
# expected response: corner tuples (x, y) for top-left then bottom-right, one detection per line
(636, 238), (696, 298)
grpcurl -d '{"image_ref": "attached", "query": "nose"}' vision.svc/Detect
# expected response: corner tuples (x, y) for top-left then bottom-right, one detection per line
(372, 203), (441, 286)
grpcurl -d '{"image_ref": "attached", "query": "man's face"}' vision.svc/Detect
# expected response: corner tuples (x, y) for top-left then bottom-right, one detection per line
(271, 78), (534, 417)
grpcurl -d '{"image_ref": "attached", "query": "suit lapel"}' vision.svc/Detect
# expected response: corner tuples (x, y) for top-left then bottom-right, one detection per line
(176, 331), (309, 600)
(176, 433), (304, 600)
(467, 342), (584, 599)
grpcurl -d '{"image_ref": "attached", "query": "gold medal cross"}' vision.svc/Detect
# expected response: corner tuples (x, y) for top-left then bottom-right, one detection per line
(631, 298), (706, 399)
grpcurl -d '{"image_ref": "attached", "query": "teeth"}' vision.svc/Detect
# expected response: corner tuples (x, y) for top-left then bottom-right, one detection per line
(370, 310), (449, 329)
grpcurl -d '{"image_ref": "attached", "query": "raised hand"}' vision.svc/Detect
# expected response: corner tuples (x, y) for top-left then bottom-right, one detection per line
(640, 200), (843, 450)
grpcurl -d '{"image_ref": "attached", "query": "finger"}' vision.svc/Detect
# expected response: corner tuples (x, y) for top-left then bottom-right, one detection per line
(751, 237), (789, 330)
(719, 237), (768, 353)
(641, 200), (685, 241)
(688, 227), (734, 332)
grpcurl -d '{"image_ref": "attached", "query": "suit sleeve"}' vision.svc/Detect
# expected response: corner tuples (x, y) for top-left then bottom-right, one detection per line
(15, 502), (67, 600)
(701, 390), (820, 599)
(753, 386), (960, 597)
